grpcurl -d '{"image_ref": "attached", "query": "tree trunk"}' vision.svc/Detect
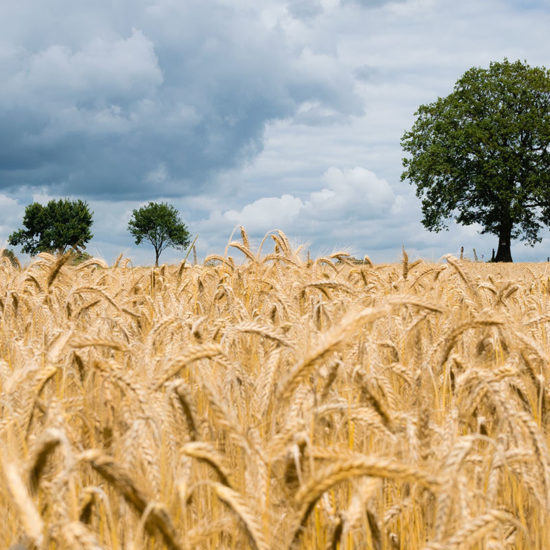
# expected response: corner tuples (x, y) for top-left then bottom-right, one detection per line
(155, 248), (160, 267)
(495, 223), (513, 262)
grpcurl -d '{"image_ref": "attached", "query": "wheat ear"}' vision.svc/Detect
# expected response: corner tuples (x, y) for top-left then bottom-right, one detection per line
(433, 319), (504, 371)
(231, 321), (293, 348)
(112, 252), (123, 268)
(425, 510), (519, 550)
(290, 457), (439, 549)
(46, 252), (71, 290)
(212, 482), (269, 550)
(24, 365), (58, 437)
(59, 521), (104, 550)
(154, 343), (223, 389)
(402, 246), (409, 280)
(0, 452), (44, 548)
(229, 241), (258, 263)
(170, 382), (198, 441)
(79, 449), (183, 550)
(240, 225), (250, 249)
(76, 257), (109, 270)
(277, 306), (389, 403)
(27, 428), (64, 494)
(444, 255), (477, 297)
(71, 336), (128, 352)
(182, 441), (233, 488)
(203, 254), (235, 269)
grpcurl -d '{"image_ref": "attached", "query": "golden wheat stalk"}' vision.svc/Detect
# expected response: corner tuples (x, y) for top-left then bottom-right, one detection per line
(23, 365), (58, 437)
(71, 336), (128, 352)
(229, 321), (293, 348)
(0, 451), (44, 547)
(387, 295), (446, 314)
(169, 381), (198, 441)
(70, 286), (122, 312)
(290, 456), (439, 548)
(229, 241), (258, 263)
(239, 226), (250, 250)
(212, 482), (269, 550)
(402, 246), (409, 280)
(59, 521), (104, 550)
(182, 441), (233, 488)
(425, 509), (520, 549)
(26, 428), (64, 494)
(154, 343), (224, 389)
(433, 318), (505, 371)
(46, 252), (71, 291)
(444, 254), (479, 301)
(277, 306), (390, 403)
(79, 449), (184, 550)
(92, 359), (147, 410)
(203, 254), (235, 269)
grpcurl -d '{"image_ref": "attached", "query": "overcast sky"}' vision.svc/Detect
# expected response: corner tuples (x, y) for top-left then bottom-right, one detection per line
(1, 0), (550, 264)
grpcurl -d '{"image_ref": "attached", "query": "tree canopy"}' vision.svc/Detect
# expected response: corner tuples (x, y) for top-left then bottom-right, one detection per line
(401, 59), (550, 262)
(128, 202), (191, 266)
(8, 199), (93, 255)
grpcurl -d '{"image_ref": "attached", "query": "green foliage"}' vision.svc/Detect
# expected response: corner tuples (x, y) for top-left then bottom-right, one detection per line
(128, 202), (191, 266)
(8, 199), (93, 255)
(401, 59), (550, 261)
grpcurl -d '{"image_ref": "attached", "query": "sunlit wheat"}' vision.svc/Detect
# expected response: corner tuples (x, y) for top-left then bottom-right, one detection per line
(1, 232), (549, 548)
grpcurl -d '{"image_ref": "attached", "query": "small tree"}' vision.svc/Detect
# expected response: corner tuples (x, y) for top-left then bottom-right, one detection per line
(128, 202), (190, 266)
(8, 199), (93, 255)
(401, 59), (550, 262)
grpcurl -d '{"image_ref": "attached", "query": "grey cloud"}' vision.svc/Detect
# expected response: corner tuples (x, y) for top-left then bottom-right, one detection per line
(354, 65), (382, 81)
(286, 0), (324, 19)
(0, 194), (25, 238)
(506, 0), (550, 9)
(0, 0), (363, 200)
(342, 0), (406, 6)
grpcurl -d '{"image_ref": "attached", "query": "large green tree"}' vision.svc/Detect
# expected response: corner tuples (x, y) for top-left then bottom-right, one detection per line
(128, 202), (190, 266)
(8, 199), (93, 255)
(401, 59), (550, 262)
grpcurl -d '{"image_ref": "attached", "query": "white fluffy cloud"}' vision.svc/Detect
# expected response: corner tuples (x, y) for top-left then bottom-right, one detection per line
(196, 166), (397, 256)
(223, 195), (305, 232)
(309, 167), (394, 219)
(226, 166), (393, 229)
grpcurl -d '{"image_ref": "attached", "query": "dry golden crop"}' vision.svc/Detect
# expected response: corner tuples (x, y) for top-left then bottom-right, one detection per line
(1, 229), (550, 549)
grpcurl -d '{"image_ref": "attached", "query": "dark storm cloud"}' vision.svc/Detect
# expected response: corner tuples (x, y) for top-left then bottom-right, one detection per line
(0, 0), (362, 199)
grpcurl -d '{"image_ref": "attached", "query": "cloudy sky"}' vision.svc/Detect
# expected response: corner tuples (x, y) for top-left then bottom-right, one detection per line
(1, 0), (550, 264)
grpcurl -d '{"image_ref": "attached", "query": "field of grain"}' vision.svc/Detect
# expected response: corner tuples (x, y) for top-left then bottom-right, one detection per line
(1, 229), (550, 549)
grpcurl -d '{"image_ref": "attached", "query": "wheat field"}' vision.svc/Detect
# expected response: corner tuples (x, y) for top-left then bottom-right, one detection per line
(1, 229), (550, 549)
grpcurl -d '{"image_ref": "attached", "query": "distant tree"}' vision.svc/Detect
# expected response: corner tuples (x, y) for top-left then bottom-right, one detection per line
(8, 199), (93, 255)
(128, 202), (191, 266)
(401, 59), (550, 262)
